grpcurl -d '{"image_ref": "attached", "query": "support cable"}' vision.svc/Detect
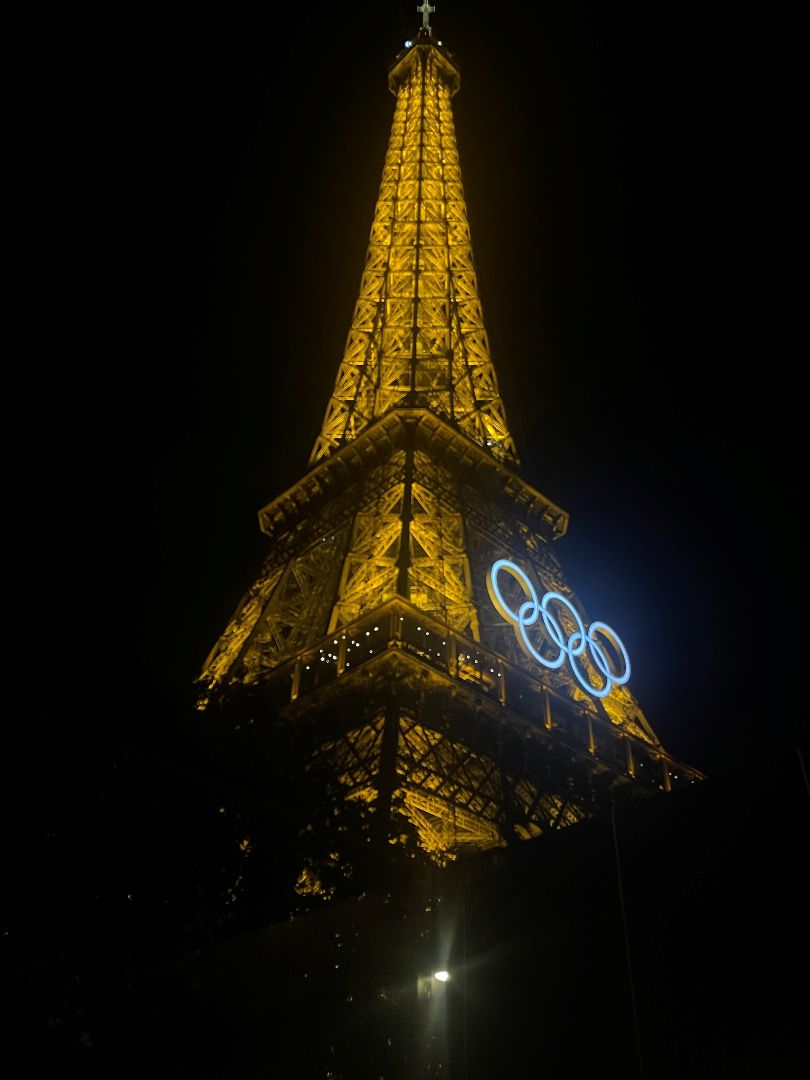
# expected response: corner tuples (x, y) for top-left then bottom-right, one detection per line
(610, 802), (644, 1080)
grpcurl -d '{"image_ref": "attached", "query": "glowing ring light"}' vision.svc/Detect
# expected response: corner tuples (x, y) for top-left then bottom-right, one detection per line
(486, 559), (631, 698)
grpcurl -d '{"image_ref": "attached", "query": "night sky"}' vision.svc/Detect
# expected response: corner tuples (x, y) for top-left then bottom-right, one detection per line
(11, 1), (796, 780)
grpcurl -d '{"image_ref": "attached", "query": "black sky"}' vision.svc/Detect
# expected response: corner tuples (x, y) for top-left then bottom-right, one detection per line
(10, 1), (797, 779)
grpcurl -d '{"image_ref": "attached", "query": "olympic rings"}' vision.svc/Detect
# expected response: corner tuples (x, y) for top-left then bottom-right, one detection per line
(486, 559), (631, 698)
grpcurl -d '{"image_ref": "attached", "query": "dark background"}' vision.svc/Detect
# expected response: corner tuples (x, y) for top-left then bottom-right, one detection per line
(5, 3), (806, 1074)
(8, 1), (798, 779)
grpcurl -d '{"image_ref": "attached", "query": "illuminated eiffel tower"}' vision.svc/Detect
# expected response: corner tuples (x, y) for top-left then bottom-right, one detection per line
(199, 9), (701, 865)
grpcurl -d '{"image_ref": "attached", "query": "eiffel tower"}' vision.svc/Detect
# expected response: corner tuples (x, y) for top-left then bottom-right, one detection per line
(198, 8), (702, 867)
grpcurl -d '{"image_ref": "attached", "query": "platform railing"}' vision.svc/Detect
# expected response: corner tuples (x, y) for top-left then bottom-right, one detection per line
(276, 598), (702, 790)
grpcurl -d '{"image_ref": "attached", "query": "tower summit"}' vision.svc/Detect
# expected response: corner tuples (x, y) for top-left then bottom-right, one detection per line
(199, 9), (702, 860)
(417, 0), (435, 34)
(310, 15), (517, 468)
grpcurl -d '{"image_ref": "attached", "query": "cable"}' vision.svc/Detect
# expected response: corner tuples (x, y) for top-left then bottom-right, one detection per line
(611, 802), (644, 1080)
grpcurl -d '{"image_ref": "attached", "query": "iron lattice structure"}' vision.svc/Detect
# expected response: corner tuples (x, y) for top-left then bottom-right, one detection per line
(310, 37), (517, 468)
(201, 30), (702, 862)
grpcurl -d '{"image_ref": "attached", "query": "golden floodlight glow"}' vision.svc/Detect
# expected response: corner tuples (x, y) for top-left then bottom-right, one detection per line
(309, 42), (518, 468)
(198, 21), (705, 866)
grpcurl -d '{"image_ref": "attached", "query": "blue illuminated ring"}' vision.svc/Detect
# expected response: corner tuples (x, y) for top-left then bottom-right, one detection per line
(486, 559), (631, 698)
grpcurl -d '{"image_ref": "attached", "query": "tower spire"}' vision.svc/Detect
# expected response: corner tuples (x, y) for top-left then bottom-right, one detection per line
(310, 28), (519, 468)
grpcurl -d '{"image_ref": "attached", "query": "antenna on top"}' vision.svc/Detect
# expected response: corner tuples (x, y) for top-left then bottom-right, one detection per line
(417, 0), (435, 33)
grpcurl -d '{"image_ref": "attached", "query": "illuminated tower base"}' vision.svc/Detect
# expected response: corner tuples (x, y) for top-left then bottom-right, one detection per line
(201, 409), (700, 864)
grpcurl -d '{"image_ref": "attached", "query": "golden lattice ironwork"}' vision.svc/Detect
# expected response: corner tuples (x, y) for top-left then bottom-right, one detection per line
(315, 707), (580, 861)
(310, 40), (518, 468)
(200, 31), (703, 866)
